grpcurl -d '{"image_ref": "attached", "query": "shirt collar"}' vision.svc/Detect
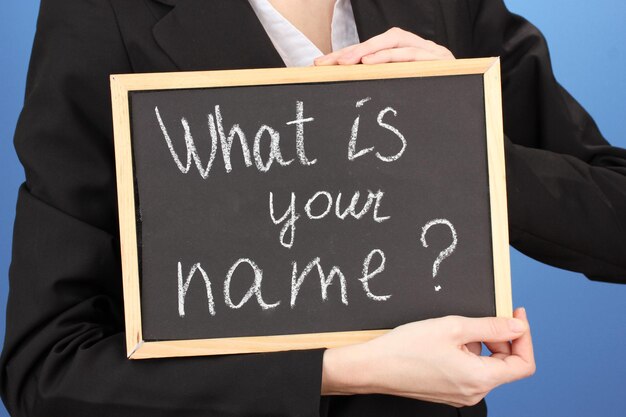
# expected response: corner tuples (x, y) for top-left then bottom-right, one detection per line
(247, 0), (360, 67)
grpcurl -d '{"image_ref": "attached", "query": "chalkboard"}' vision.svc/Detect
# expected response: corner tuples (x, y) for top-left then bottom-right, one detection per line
(110, 58), (511, 359)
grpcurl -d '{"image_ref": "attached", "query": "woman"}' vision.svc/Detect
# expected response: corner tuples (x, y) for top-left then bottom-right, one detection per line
(1, 0), (624, 416)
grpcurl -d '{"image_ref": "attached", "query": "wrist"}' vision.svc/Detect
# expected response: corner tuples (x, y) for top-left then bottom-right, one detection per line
(321, 343), (373, 395)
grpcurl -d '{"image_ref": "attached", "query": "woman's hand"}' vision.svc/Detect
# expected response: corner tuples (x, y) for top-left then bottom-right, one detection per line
(314, 27), (455, 66)
(321, 308), (535, 408)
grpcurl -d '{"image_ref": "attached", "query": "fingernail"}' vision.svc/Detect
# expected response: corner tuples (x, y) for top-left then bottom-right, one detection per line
(508, 318), (526, 333)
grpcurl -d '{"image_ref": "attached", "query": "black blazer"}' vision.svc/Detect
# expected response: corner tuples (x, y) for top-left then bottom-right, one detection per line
(1, 1), (625, 416)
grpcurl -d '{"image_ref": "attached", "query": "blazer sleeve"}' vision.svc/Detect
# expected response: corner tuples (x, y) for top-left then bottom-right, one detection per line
(468, 0), (626, 283)
(0, 1), (326, 416)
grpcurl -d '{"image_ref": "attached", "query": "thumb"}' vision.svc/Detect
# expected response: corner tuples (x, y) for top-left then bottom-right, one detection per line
(453, 316), (527, 344)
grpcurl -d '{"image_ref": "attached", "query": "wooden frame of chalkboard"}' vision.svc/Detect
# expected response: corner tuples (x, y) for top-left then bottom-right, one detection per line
(111, 58), (511, 360)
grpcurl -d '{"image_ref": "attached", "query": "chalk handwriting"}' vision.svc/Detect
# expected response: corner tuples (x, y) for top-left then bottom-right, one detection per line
(178, 250), (393, 318)
(359, 249), (392, 301)
(224, 258), (281, 310)
(348, 98), (374, 160)
(375, 107), (407, 162)
(214, 105), (253, 173)
(290, 258), (349, 307)
(420, 219), (458, 291)
(156, 101), (316, 179)
(285, 101), (317, 165)
(270, 190), (391, 249)
(254, 125), (294, 172)
(348, 98), (407, 162)
(269, 192), (299, 249)
(305, 191), (333, 220)
(157, 95), (470, 324)
(178, 262), (215, 317)
(155, 107), (218, 179)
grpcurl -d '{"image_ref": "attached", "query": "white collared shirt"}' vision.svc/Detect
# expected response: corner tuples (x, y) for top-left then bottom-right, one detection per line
(247, 0), (360, 67)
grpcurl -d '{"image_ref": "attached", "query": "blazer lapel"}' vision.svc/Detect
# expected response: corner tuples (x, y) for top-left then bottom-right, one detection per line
(150, 0), (436, 71)
(351, 0), (436, 45)
(152, 0), (285, 71)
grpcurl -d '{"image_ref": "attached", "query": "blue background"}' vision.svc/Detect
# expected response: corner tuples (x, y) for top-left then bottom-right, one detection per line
(1, 1), (624, 416)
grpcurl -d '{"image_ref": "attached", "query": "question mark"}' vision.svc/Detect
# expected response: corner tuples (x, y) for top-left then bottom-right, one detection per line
(420, 219), (458, 292)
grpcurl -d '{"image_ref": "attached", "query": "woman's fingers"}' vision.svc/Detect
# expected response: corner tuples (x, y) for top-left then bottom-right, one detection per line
(484, 340), (512, 357)
(335, 28), (415, 64)
(464, 341), (483, 356)
(447, 311), (534, 386)
(361, 47), (453, 64)
(477, 308), (536, 384)
(315, 44), (359, 65)
(454, 315), (527, 345)
(314, 27), (454, 66)
(316, 28), (407, 65)
(510, 307), (536, 372)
